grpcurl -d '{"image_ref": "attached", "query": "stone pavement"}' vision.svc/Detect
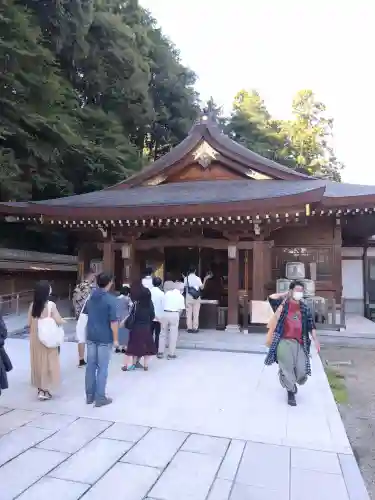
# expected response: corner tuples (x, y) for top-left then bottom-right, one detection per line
(0, 339), (370, 500)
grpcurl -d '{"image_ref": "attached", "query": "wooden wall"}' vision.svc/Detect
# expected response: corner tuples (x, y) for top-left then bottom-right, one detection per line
(165, 162), (242, 183)
(269, 218), (340, 300)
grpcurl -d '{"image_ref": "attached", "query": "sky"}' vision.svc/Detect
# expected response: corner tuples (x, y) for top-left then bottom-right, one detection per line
(140, 0), (375, 184)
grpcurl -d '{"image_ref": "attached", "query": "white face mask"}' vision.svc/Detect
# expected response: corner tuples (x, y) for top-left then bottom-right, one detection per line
(293, 291), (303, 301)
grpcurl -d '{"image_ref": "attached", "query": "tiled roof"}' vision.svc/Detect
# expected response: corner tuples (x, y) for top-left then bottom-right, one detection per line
(28, 180), (326, 208)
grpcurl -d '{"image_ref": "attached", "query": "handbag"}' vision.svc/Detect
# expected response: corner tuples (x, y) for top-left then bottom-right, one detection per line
(38, 301), (64, 349)
(75, 292), (92, 344)
(187, 277), (201, 300)
(76, 308), (88, 344)
(124, 302), (137, 330)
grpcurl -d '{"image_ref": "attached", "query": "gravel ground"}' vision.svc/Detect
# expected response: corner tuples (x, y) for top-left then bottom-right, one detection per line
(321, 345), (375, 499)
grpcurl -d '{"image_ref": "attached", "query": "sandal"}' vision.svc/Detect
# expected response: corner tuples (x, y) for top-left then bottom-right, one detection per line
(38, 389), (50, 401)
(121, 365), (135, 371)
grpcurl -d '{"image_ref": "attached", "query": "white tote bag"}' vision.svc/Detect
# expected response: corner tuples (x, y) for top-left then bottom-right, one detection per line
(76, 309), (88, 344)
(38, 301), (65, 348)
(76, 296), (89, 344)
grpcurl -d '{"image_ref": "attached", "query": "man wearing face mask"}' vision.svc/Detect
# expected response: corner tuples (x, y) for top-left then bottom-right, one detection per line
(265, 280), (320, 407)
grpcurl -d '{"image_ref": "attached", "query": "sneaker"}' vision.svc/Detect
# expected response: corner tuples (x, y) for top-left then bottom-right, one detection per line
(157, 353), (164, 359)
(86, 396), (94, 404)
(135, 361), (144, 369)
(94, 397), (113, 407)
(187, 329), (193, 333)
(78, 359), (87, 368)
(115, 347), (121, 354)
(287, 391), (297, 406)
(193, 329), (199, 333)
(167, 354), (177, 360)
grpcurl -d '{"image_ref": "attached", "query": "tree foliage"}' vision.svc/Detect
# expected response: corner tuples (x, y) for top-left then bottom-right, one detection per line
(225, 89), (343, 181)
(0, 0), (199, 201)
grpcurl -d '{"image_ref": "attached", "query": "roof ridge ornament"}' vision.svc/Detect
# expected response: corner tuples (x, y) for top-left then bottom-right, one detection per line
(195, 108), (218, 125)
(192, 141), (219, 169)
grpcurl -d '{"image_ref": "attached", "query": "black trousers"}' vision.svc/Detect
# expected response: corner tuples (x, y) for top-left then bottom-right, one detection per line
(152, 321), (161, 351)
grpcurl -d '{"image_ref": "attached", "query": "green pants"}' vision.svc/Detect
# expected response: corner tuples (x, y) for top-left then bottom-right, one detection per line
(277, 339), (308, 392)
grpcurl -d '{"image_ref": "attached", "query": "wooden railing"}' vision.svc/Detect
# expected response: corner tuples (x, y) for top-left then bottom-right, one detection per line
(307, 297), (346, 331)
(240, 297), (346, 332)
(0, 287), (74, 316)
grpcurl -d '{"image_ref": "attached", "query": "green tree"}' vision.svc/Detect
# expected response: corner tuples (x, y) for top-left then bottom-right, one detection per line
(0, 0), (140, 201)
(226, 90), (284, 160)
(226, 89), (343, 180)
(0, 0), (76, 200)
(1, 0), (200, 202)
(282, 90), (343, 180)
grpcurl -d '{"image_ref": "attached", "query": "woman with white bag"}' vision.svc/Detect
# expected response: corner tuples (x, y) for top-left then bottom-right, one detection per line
(28, 281), (65, 401)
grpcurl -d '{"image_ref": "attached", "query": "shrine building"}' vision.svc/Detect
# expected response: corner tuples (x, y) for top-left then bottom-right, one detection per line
(2, 115), (375, 330)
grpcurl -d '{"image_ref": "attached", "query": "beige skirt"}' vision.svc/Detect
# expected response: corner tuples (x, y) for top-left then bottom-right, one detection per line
(30, 319), (60, 390)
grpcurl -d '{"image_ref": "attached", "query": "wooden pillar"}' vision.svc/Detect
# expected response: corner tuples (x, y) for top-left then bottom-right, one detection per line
(103, 240), (115, 274)
(226, 242), (240, 332)
(77, 245), (91, 281)
(252, 240), (267, 300)
(120, 242), (140, 284)
(333, 222), (342, 302)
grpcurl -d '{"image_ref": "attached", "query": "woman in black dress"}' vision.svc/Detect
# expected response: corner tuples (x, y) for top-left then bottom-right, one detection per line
(122, 284), (156, 371)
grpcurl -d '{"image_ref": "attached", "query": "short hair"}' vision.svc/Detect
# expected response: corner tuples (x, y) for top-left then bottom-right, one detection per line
(153, 277), (162, 287)
(96, 272), (113, 288)
(289, 280), (304, 290)
(120, 285), (130, 296)
(145, 266), (153, 276)
(188, 264), (197, 274)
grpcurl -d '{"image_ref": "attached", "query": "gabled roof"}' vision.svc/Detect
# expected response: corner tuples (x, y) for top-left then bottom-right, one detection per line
(111, 115), (310, 189)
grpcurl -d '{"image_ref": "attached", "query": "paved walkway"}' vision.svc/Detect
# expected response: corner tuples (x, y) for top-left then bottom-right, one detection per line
(0, 338), (369, 500)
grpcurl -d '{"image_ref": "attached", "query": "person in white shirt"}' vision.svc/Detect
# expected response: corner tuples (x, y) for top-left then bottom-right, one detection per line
(142, 267), (154, 290)
(163, 272), (176, 293)
(183, 265), (211, 333)
(150, 277), (164, 351)
(158, 284), (185, 359)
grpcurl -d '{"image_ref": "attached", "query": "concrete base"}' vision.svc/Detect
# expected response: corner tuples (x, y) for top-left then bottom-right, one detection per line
(225, 324), (241, 334)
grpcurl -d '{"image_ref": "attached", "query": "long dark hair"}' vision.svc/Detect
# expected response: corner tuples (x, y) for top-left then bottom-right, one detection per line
(130, 282), (152, 307)
(31, 280), (51, 318)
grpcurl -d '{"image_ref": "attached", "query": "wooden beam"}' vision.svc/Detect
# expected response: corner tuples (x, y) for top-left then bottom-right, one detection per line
(227, 242), (239, 328)
(102, 240), (115, 274)
(333, 223), (342, 302)
(252, 240), (267, 300)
